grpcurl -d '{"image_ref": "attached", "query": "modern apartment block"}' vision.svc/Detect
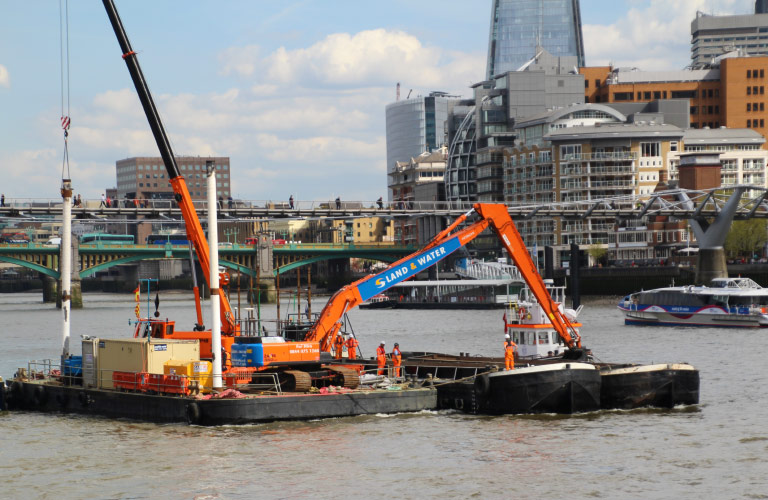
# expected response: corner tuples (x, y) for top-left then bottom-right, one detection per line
(486, 0), (585, 79)
(581, 55), (768, 141)
(385, 92), (456, 200)
(504, 104), (683, 258)
(446, 49), (584, 204)
(388, 147), (447, 245)
(115, 156), (231, 201)
(691, 9), (768, 67)
(668, 128), (767, 193)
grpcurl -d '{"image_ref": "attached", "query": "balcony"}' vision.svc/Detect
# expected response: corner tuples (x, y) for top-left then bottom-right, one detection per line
(560, 152), (638, 163)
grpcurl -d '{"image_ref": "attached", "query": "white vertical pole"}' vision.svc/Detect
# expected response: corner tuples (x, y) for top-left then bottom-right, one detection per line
(206, 162), (222, 389)
(60, 179), (73, 359)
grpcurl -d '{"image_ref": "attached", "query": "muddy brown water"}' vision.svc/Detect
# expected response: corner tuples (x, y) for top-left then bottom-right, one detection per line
(1, 292), (766, 499)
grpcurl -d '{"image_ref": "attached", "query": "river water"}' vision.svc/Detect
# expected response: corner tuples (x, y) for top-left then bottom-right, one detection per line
(1, 292), (766, 499)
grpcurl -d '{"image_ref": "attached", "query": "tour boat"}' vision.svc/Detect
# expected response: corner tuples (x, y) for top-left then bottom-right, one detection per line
(618, 277), (768, 328)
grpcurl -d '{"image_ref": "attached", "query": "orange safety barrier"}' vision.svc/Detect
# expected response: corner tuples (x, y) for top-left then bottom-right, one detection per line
(113, 371), (148, 392)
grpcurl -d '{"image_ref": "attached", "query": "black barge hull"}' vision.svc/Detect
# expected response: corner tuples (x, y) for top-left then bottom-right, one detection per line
(3, 380), (437, 426)
(599, 363), (700, 409)
(438, 362), (602, 415)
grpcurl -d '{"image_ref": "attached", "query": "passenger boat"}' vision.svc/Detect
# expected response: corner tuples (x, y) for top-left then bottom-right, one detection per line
(358, 294), (395, 309)
(618, 277), (768, 328)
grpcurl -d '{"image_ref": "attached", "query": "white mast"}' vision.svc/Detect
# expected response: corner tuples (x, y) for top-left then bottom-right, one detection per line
(206, 162), (223, 389)
(60, 179), (73, 359)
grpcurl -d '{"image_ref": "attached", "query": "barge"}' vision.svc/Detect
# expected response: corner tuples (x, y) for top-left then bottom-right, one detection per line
(3, 376), (435, 426)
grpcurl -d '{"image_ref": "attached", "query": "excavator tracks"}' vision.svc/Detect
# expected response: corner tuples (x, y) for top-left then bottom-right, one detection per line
(282, 370), (312, 393)
(326, 366), (361, 389)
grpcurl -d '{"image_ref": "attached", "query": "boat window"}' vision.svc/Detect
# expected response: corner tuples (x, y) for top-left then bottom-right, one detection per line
(165, 324), (174, 336)
(538, 332), (548, 344)
(527, 332), (535, 345)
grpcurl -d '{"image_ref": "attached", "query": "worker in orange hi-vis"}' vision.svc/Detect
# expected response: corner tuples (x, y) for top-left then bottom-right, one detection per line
(346, 335), (359, 360)
(391, 342), (402, 378)
(504, 334), (517, 371)
(376, 341), (387, 376)
(333, 334), (346, 360)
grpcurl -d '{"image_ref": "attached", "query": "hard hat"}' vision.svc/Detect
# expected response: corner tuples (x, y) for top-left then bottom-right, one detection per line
(394, 343), (399, 346)
(380, 341), (385, 345)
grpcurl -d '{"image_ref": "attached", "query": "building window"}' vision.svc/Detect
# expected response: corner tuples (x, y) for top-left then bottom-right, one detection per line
(748, 103), (752, 112)
(748, 87), (752, 95)
(663, 90), (668, 99)
(654, 91), (661, 99)
(762, 69), (766, 78)
(644, 91), (651, 100)
(748, 70), (752, 78)
(670, 141), (678, 152)
(748, 119), (752, 127)
(641, 142), (660, 157)
(637, 92), (642, 100)
(584, 80), (589, 88)
(614, 92), (633, 101)
(708, 89), (714, 98)
(595, 79), (600, 87)
(762, 119), (765, 127)
(690, 106), (698, 115)
(715, 105), (720, 114)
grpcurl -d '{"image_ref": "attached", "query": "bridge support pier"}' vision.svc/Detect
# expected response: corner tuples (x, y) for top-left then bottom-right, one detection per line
(696, 248), (728, 286)
(43, 276), (57, 303)
(249, 279), (276, 304)
(56, 279), (82, 309)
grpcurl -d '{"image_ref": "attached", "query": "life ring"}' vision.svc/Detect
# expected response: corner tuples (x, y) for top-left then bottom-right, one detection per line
(474, 374), (490, 397)
(519, 307), (526, 320)
(186, 402), (201, 425)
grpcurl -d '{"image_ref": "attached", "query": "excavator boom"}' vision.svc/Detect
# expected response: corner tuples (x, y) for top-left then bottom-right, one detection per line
(305, 203), (580, 351)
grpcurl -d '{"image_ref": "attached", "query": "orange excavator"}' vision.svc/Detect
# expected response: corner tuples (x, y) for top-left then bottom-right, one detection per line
(304, 203), (582, 354)
(104, 0), (579, 391)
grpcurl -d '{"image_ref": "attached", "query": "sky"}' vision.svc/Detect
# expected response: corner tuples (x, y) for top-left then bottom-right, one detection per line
(0, 0), (756, 204)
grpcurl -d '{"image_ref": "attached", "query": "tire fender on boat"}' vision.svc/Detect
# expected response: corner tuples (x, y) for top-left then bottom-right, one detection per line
(10, 381), (23, 407)
(474, 374), (490, 397)
(32, 385), (47, 407)
(186, 402), (201, 425)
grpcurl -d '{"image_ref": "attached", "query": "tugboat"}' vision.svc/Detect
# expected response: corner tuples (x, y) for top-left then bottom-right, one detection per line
(504, 282), (699, 410)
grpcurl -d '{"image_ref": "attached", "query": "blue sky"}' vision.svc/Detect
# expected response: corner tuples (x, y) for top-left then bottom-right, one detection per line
(0, 0), (755, 203)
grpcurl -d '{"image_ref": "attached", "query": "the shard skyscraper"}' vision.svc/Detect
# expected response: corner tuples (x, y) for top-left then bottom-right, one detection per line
(486, 0), (585, 79)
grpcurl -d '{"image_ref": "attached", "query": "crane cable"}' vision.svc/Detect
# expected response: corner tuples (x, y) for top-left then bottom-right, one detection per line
(59, 0), (71, 180)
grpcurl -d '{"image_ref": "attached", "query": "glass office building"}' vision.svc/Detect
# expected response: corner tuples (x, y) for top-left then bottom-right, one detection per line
(486, 0), (585, 79)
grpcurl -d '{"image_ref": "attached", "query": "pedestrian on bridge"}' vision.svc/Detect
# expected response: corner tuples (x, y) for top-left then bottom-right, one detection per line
(289, 195), (294, 210)
(376, 197), (383, 210)
(100, 193), (107, 208)
(335, 196), (341, 210)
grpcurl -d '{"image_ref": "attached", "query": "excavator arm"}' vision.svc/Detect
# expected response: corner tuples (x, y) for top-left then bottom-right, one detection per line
(103, 0), (237, 334)
(305, 203), (581, 351)
(474, 204), (581, 348)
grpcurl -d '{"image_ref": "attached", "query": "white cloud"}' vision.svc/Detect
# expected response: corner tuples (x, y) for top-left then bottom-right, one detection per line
(0, 64), (9, 87)
(257, 29), (483, 94)
(585, 0), (754, 69)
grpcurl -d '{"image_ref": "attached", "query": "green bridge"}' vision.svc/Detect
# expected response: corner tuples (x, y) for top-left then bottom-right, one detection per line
(0, 242), (417, 280)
